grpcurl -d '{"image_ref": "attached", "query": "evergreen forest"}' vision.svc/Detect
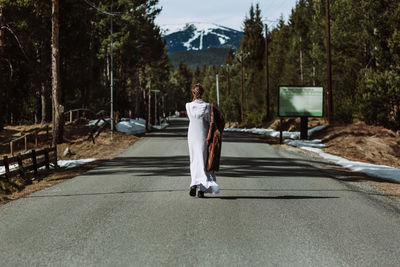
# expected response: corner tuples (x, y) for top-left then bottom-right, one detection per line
(1, 0), (400, 141)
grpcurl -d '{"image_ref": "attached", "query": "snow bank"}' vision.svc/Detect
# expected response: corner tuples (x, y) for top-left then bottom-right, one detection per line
(226, 125), (400, 183)
(55, 158), (97, 169)
(0, 164), (18, 176)
(89, 117), (149, 134)
(88, 118), (111, 126)
(89, 117), (169, 135)
(0, 159), (97, 176)
(225, 125), (327, 140)
(116, 118), (148, 135)
(301, 146), (400, 183)
(285, 139), (327, 148)
(152, 121), (169, 130)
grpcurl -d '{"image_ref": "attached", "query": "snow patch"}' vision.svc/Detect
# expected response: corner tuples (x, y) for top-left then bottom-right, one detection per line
(226, 125), (400, 183)
(284, 139), (327, 148)
(225, 125), (327, 141)
(152, 121), (169, 130)
(56, 158), (97, 169)
(115, 118), (149, 135)
(301, 146), (400, 183)
(115, 118), (169, 134)
(162, 22), (236, 35)
(218, 37), (227, 45)
(0, 159), (97, 176)
(168, 22), (238, 50)
(88, 118), (111, 126)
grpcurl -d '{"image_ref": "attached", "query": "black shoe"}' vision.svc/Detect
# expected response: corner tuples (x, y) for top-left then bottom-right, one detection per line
(189, 185), (197, 197)
(198, 190), (204, 198)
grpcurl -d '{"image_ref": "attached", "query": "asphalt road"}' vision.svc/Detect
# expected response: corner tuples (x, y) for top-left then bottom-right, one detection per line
(1, 118), (400, 266)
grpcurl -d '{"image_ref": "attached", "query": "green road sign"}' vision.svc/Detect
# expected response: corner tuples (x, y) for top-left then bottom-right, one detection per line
(279, 86), (323, 117)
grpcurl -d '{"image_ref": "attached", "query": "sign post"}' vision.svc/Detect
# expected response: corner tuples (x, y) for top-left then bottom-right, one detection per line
(278, 86), (324, 142)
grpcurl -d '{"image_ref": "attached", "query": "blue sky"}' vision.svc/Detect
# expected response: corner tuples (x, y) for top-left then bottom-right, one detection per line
(155, 0), (299, 31)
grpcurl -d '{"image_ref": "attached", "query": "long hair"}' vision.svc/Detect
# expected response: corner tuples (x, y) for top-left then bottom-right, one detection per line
(192, 83), (204, 100)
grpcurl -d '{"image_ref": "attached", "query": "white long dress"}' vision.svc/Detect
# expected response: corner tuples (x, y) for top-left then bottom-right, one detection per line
(186, 100), (220, 194)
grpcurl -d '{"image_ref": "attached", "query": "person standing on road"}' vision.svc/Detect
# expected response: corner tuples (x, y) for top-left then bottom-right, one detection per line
(186, 83), (220, 198)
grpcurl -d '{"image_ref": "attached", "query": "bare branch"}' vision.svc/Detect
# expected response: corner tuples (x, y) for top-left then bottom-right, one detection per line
(1, 24), (31, 63)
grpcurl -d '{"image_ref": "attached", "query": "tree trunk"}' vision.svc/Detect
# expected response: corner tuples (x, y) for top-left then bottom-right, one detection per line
(0, 5), (5, 130)
(299, 37), (304, 84)
(264, 24), (270, 120)
(40, 18), (47, 124)
(33, 2), (48, 124)
(312, 42), (316, 86)
(41, 83), (47, 124)
(51, 0), (64, 145)
(135, 69), (141, 117)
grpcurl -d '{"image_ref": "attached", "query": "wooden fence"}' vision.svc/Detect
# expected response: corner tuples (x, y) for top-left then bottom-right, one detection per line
(65, 108), (95, 123)
(9, 125), (51, 156)
(7, 108), (107, 156)
(0, 146), (57, 183)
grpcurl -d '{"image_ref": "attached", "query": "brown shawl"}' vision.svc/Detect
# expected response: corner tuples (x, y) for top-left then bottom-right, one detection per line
(206, 104), (225, 172)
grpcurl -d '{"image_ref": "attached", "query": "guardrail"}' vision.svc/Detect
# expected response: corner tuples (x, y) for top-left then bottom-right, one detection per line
(0, 146), (57, 183)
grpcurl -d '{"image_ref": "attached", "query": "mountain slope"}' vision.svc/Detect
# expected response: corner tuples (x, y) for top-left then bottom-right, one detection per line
(162, 23), (242, 53)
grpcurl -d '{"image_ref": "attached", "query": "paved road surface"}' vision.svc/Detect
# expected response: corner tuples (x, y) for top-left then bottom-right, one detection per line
(1, 118), (399, 266)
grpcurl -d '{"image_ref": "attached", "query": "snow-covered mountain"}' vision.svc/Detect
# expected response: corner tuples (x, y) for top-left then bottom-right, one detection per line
(162, 23), (242, 53)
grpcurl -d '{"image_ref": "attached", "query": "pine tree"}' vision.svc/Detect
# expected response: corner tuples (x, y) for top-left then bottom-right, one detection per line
(51, 0), (64, 145)
(240, 4), (266, 126)
(0, 4), (5, 129)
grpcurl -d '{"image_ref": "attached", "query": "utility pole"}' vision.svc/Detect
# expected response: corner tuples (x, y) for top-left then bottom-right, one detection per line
(151, 90), (160, 124)
(326, 0), (333, 124)
(235, 51), (249, 121)
(221, 64), (232, 95)
(148, 76), (151, 126)
(299, 34), (307, 139)
(300, 36), (304, 84)
(110, 2), (114, 140)
(216, 74), (220, 106)
(265, 24), (270, 120)
(81, 0), (127, 138)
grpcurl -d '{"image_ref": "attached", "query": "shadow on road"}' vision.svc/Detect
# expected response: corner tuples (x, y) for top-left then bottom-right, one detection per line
(149, 118), (271, 144)
(26, 192), (340, 199)
(209, 195), (339, 200)
(82, 155), (338, 179)
(34, 118), (396, 200)
(83, 156), (356, 182)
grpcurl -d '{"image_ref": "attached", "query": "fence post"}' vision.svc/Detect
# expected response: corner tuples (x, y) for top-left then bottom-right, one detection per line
(3, 156), (9, 181)
(70, 110), (73, 123)
(31, 149), (38, 176)
(24, 135), (28, 151)
(46, 125), (49, 141)
(10, 141), (14, 156)
(17, 154), (30, 183)
(54, 146), (58, 168)
(44, 148), (50, 171)
(35, 131), (38, 147)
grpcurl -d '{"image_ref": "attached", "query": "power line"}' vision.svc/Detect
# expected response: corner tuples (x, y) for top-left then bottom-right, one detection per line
(82, 0), (124, 16)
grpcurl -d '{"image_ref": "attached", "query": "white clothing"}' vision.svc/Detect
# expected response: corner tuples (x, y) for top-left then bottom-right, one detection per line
(186, 100), (220, 194)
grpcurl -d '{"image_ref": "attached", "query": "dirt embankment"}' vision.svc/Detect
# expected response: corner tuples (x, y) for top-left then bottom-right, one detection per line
(309, 121), (400, 200)
(255, 118), (400, 199)
(310, 121), (400, 169)
(0, 120), (140, 204)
